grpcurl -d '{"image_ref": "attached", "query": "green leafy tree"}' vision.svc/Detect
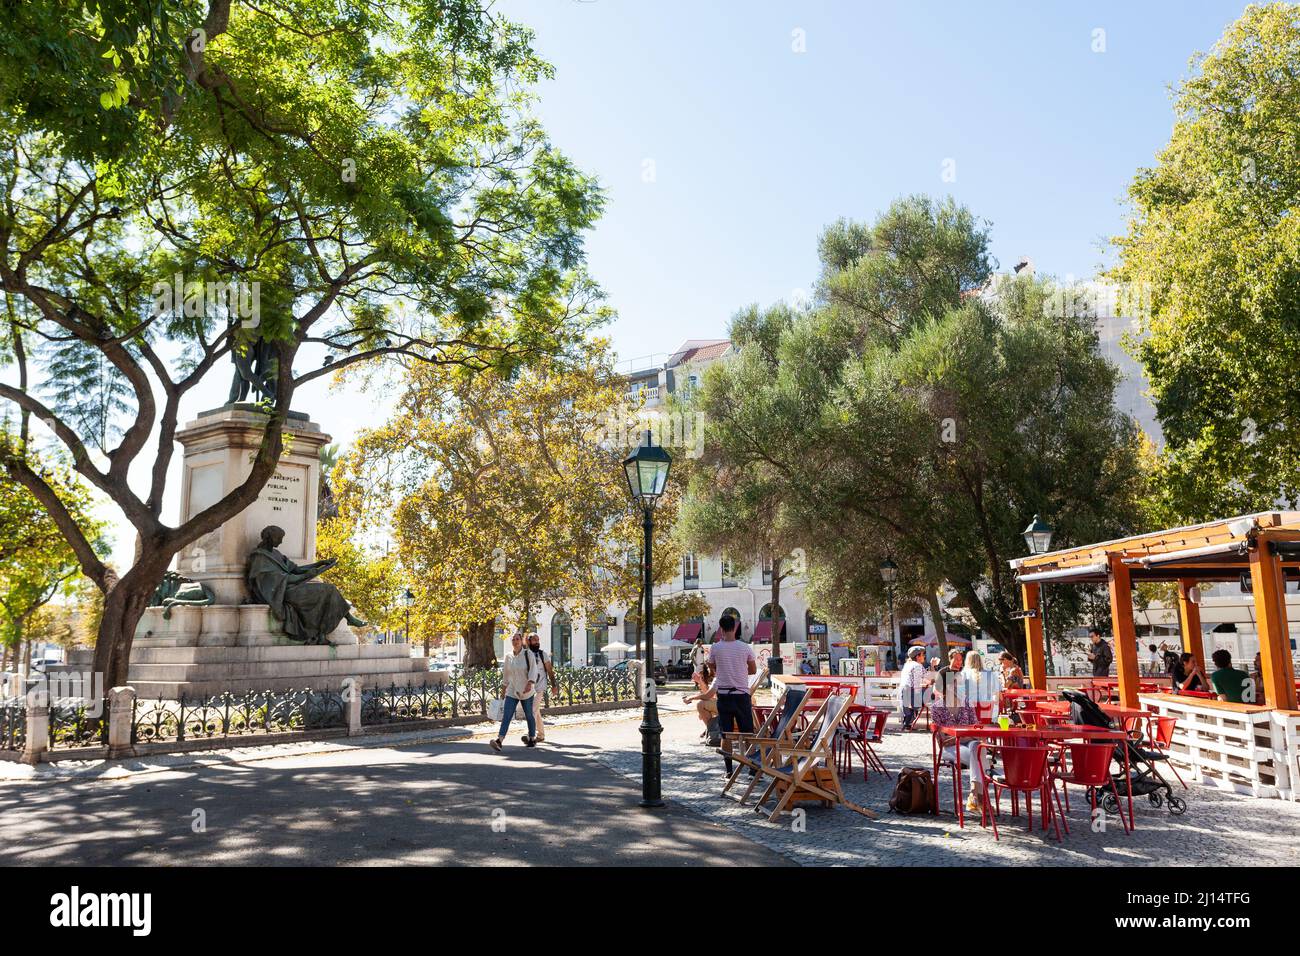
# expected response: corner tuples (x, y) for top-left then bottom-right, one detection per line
(678, 303), (811, 660)
(703, 197), (1145, 663)
(0, 437), (108, 669)
(0, 0), (605, 686)
(1111, 3), (1300, 523)
(335, 342), (705, 667)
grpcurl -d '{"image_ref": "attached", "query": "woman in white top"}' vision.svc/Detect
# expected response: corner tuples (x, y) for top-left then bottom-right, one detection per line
(960, 651), (999, 717)
(490, 633), (539, 752)
(942, 650), (996, 811)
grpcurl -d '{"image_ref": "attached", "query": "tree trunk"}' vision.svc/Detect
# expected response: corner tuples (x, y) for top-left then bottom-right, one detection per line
(92, 554), (172, 690)
(926, 590), (949, 664)
(462, 618), (497, 668)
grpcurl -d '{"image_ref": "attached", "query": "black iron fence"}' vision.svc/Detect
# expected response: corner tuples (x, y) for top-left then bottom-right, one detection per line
(121, 666), (637, 746)
(48, 701), (108, 750)
(543, 665), (638, 707)
(132, 689), (346, 745)
(362, 665), (637, 725)
(0, 700), (24, 752)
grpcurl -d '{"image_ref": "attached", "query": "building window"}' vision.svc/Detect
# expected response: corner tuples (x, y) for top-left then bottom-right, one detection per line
(683, 552), (699, 590)
(551, 612), (572, 667)
(721, 555), (737, 588)
(762, 556), (773, 586)
(586, 622), (608, 667)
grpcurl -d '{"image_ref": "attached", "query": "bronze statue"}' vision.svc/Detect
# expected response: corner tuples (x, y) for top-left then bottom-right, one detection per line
(227, 335), (276, 404)
(246, 525), (367, 644)
(148, 571), (216, 619)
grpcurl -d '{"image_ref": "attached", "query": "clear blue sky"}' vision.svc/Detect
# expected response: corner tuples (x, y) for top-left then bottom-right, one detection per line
(495, 0), (1251, 364)
(88, 0), (1254, 567)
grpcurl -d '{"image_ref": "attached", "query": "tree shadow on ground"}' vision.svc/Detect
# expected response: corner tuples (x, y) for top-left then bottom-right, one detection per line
(0, 737), (792, 867)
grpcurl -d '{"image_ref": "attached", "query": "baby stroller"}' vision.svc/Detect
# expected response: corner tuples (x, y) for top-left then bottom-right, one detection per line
(1059, 689), (1187, 816)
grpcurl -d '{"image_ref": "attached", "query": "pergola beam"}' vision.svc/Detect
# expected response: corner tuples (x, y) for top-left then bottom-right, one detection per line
(1248, 543), (1298, 710)
(1107, 554), (1141, 709)
(1020, 582), (1046, 690)
(1177, 579), (1205, 674)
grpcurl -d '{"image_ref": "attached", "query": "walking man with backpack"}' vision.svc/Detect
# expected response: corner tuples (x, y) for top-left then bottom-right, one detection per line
(490, 632), (538, 752)
(526, 632), (557, 742)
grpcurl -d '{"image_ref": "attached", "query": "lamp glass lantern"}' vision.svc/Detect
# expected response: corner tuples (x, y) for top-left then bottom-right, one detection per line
(1022, 514), (1054, 556)
(623, 430), (672, 506)
(879, 556), (899, 587)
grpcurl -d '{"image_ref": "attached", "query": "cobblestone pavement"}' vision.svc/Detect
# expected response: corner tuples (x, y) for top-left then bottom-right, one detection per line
(595, 709), (1300, 867)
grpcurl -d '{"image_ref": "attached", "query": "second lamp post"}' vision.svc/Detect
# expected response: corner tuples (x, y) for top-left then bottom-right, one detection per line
(623, 429), (672, 808)
(879, 556), (899, 666)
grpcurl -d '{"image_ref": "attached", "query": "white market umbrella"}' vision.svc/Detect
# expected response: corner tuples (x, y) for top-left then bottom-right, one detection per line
(601, 641), (634, 653)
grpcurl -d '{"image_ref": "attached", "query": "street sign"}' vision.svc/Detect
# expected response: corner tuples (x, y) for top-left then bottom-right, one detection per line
(1009, 608), (1039, 620)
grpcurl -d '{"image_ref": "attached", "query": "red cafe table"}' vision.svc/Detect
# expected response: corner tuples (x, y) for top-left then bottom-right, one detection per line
(931, 722), (1134, 831)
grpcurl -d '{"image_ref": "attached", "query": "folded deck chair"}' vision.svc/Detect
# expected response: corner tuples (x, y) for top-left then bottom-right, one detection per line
(721, 682), (807, 799)
(752, 693), (878, 822)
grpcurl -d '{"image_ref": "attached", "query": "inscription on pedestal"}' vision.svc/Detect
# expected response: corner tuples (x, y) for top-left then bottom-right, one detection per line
(249, 465), (309, 557)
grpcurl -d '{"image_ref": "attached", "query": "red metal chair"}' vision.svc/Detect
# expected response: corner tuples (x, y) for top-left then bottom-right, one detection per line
(1050, 742), (1130, 835)
(1147, 715), (1188, 789)
(834, 705), (889, 780)
(976, 743), (1060, 841)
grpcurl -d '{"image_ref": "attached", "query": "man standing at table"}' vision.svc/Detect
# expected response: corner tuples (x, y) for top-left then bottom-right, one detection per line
(899, 646), (928, 731)
(684, 613), (755, 776)
(1087, 629), (1113, 678)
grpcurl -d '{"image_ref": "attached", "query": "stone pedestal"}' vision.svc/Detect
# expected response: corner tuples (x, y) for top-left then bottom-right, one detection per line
(128, 605), (434, 698)
(175, 405), (330, 605)
(94, 404), (439, 701)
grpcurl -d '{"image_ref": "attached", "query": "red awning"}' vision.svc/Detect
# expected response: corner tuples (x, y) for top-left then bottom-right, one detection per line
(753, 620), (786, 642)
(673, 622), (703, 644)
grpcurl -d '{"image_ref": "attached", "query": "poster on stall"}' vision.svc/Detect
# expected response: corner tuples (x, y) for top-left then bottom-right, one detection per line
(777, 642), (821, 675)
(857, 645), (882, 676)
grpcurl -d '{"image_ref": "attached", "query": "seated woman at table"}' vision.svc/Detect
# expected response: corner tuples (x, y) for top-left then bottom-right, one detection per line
(959, 651), (1000, 720)
(940, 735), (993, 813)
(1170, 652), (1209, 694)
(998, 652), (1025, 690)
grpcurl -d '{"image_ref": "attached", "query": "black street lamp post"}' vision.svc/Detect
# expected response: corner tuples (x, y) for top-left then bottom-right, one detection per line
(401, 587), (416, 653)
(623, 430), (672, 808)
(880, 556), (899, 666)
(1022, 514), (1056, 675)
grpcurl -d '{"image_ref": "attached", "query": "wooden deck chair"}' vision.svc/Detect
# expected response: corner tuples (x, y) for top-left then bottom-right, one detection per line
(753, 694), (878, 822)
(733, 692), (832, 807)
(721, 682), (807, 798)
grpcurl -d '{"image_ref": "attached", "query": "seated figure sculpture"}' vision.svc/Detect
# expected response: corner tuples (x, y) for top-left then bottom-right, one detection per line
(247, 525), (366, 644)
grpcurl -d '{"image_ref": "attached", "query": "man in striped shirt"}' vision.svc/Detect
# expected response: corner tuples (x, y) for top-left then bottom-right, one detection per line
(684, 613), (755, 776)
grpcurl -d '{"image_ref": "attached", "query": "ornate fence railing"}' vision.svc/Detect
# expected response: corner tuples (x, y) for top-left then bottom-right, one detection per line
(0, 700), (25, 752)
(116, 666), (636, 745)
(48, 700), (108, 750)
(361, 665), (636, 726)
(543, 665), (637, 707)
(132, 688), (347, 745)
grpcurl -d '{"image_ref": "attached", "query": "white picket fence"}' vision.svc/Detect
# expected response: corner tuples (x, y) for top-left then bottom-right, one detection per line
(1139, 694), (1286, 799)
